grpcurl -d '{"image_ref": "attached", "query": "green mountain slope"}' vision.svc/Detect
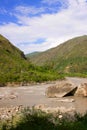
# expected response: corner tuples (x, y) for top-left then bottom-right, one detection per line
(0, 35), (29, 85)
(0, 35), (63, 86)
(26, 51), (40, 58)
(0, 34), (27, 69)
(28, 35), (87, 74)
(0, 34), (27, 65)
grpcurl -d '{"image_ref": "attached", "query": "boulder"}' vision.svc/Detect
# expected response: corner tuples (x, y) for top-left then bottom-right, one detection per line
(75, 83), (87, 97)
(45, 82), (77, 98)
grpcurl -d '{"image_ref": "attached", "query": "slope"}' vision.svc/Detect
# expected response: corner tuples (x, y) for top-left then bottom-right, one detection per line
(0, 35), (63, 86)
(26, 51), (40, 58)
(0, 34), (29, 85)
(28, 35), (87, 73)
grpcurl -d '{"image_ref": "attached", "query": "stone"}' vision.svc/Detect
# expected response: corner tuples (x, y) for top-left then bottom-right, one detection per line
(59, 115), (63, 119)
(34, 104), (75, 113)
(57, 98), (75, 102)
(0, 105), (23, 120)
(9, 93), (18, 99)
(45, 82), (77, 98)
(0, 94), (4, 100)
(75, 83), (87, 97)
(34, 104), (46, 109)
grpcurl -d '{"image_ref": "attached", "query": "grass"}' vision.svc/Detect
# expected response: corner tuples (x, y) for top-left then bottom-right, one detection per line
(0, 35), (87, 86)
(0, 61), (65, 86)
(28, 35), (87, 75)
(0, 35), (65, 86)
(0, 108), (87, 130)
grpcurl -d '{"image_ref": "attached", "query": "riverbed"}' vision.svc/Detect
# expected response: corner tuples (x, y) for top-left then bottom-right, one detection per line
(0, 77), (87, 114)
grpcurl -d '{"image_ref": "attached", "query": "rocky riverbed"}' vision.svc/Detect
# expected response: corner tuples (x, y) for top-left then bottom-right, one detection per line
(0, 77), (87, 120)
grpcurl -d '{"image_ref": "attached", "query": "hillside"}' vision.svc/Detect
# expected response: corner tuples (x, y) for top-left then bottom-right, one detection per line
(0, 35), (63, 86)
(0, 34), (29, 85)
(0, 35), (27, 65)
(28, 35), (87, 74)
(0, 34), (27, 69)
(26, 51), (40, 58)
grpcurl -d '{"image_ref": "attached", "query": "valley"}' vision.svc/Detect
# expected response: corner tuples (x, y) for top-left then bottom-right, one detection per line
(0, 35), (87, 86)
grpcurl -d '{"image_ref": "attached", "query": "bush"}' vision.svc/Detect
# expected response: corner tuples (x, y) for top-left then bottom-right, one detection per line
(1, 108), (87, 130)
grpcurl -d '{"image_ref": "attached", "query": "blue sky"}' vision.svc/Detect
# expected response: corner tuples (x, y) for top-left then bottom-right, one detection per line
(0, 0), (87, 54)
(0, 0), (66, 24)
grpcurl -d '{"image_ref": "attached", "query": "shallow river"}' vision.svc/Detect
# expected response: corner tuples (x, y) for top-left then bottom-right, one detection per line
(0, 77), (87, 114)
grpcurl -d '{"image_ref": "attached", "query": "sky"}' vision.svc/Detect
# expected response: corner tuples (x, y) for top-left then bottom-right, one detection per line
(0, 0), (87, 54)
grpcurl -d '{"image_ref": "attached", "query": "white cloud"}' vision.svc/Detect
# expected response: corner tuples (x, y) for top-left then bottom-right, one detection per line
(18, 41), (53, 54)
(42, 0), (68, 6)
(0, 0), (87, 54)
(15, 5), (45, 16)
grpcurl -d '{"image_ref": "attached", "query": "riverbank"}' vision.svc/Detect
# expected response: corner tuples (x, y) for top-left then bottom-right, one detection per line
(0, 107), (87, 130)
(0, 77), (87, 114)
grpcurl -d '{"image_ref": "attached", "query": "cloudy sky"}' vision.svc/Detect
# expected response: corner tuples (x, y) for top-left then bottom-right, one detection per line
(0, 0), (87, 54)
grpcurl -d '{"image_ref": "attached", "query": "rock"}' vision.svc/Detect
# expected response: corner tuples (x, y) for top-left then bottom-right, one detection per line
(0, 94), (4, 100)
(75, 83), (87, 97)
(34, 104), (46, 109)
(45, 82), (77, 98)
(1, 91), (18, 100)
(9, 92), (18, 99)
(0, 105), (23, 120)
(59, 114), (63, 119)
(57, 98), (75, 102)
(34, 104), (75, 113)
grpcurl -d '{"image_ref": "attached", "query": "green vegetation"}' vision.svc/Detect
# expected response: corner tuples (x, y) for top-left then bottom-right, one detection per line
(26, 51), (40, 58)
(1, 34), (87, 86)
(0, 108), (87, 130)
(27, 35), (87, 76)
(0, 34), (64, 86)
(1, 35), (87, 129)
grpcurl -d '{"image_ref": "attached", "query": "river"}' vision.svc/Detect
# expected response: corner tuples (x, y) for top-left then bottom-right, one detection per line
(0, 77), (87, 114)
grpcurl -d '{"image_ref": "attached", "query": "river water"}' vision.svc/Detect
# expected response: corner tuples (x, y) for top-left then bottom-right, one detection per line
(0, 77), (87, 114)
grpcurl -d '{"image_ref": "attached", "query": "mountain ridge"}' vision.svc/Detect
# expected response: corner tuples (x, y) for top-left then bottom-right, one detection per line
(27, 35), (87, 73)
(0, 34), (63, 86)
(0, 34), (26, 60)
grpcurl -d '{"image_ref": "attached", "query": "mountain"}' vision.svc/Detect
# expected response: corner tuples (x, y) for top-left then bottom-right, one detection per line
(26, 51), (40, 58)
(1, 34), (87, 86)
(0, 34), (27, 68)
(28, 35), (87, 74)
(0, 34), (29, 85)
(0, 34), (63, 86)
(0, 34), (26, 60)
